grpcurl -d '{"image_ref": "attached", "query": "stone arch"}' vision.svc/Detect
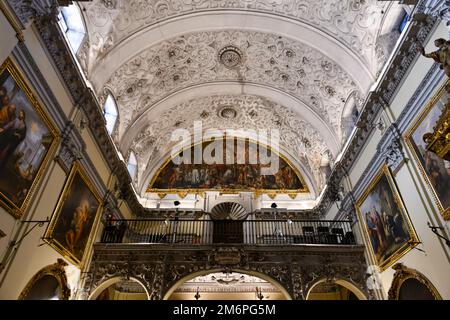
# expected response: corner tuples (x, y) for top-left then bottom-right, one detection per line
(88, 276), (151, 300)
(162, 268), (292, 300)
(305, 277), (367, 300)
(387, 263), (442, 300)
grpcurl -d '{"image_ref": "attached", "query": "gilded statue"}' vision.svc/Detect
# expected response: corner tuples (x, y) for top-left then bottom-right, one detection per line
(417, 38), (450, 78)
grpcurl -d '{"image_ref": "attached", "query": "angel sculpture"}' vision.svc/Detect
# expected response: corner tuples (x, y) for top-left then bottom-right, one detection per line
(417, 38), (450, 77)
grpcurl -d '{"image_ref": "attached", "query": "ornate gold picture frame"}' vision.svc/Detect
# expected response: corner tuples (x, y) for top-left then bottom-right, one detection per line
(405, 82), (450, 220)
(44, 162), (102, 268)
(356, 165), (419, 271)
(0, 58), (59, 219)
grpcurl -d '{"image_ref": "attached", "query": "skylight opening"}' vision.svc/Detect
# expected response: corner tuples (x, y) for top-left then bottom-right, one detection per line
(57, 5), (86, 53)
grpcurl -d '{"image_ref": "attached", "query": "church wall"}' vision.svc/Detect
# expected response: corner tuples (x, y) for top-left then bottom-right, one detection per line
(328, 20), (450, 299)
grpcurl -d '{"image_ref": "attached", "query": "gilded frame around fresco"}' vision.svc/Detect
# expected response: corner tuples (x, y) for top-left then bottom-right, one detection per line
(356, 165), (419, 272)
(405, 82), (450, 220)
(44, 162), (103, 268)
(146, 137), (310, 196)
(0, 57), (59, 219)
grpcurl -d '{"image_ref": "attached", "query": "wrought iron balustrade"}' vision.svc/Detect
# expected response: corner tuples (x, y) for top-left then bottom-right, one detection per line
(100, 219), (356, 245)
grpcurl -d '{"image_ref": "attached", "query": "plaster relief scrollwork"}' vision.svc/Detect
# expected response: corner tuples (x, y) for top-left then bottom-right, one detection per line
(80, 0), (393, 76)
(107, 30), (360, 144)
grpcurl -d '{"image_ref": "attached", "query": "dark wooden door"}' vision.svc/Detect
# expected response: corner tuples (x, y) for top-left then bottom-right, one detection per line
(213, 220), (243, 243)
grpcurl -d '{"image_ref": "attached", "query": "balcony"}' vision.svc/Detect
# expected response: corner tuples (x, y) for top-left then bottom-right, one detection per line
(99, 219), (356, 246)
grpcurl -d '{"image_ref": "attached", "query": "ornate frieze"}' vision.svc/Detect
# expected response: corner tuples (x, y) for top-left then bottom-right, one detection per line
(85, 244), (368, 300)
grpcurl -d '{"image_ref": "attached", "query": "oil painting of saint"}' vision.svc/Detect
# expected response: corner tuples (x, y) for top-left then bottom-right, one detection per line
(407, 87), (450, 219)
(357, 166), (418, 271)
(45, 164), (101, 266)
(0, 59), (57, 218)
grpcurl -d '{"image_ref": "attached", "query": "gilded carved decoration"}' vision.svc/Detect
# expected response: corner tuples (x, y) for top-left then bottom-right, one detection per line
(387, 263), (442, 300)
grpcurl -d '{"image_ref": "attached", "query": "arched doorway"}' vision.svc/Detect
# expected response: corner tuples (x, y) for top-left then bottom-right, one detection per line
(306, 279), (366, 300)
(164, 269), (291, 300)
(388, 263), (442, 300)
(210, 202), (247, 244)
(88, 277), (150, 300)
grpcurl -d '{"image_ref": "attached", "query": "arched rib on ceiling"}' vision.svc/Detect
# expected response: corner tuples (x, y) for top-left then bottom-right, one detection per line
(79, 0), (399, 88)
(84, 12), (375, 92)
(120, 83), (339, 155)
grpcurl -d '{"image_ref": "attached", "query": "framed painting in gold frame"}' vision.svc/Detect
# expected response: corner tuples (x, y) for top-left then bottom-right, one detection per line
(44, 162), (102, 268)
(405, 83), (450, 220)
(0, 58), (59, 219)
(356, 165), (419, 271)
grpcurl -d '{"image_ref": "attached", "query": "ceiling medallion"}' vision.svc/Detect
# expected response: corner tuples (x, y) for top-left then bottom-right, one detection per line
(218, 106), (238, 119)
(218, 46), (243, 69)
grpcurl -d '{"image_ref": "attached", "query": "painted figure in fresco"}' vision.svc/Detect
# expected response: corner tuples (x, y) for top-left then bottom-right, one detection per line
(368, 206), (386, 256)
(0, 109), (27, 169)
(192, 166), (200, 185)
(417, 38), (450, 77)
(65, 199), (90, 254)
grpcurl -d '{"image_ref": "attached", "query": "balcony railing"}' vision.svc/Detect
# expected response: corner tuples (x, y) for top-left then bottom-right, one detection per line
(100, 219), (356, 245)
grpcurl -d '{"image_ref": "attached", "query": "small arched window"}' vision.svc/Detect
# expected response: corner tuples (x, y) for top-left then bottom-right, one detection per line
(58, 4), (86, 53)
(398, 12), (409, 33)
(127, 152), (137, 182)
(103, 94), (118, 135)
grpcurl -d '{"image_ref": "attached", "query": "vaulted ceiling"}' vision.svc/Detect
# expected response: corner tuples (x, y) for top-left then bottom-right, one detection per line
(74, 0), (406, 197)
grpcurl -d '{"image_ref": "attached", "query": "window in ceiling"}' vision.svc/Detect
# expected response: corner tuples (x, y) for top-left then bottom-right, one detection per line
(57, 5), (86, 53)
(127, 152), (138, 182)
(398, 13), (409, 33)
(103, 94), (118, 135)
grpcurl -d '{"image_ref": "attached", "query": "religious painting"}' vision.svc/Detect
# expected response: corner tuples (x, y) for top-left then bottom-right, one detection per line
(147, 138), (308, 193)
(44, 162), (102, 267)
(0, 58), (58, 218)
(405, 84), (450, 220)
(356, 165), (418, 271)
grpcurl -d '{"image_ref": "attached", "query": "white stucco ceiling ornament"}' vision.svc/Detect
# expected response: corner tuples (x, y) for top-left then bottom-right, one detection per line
(104, 30), (359, 143)
(78, 0), (394, 77)
(128, 94), (330, 193)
